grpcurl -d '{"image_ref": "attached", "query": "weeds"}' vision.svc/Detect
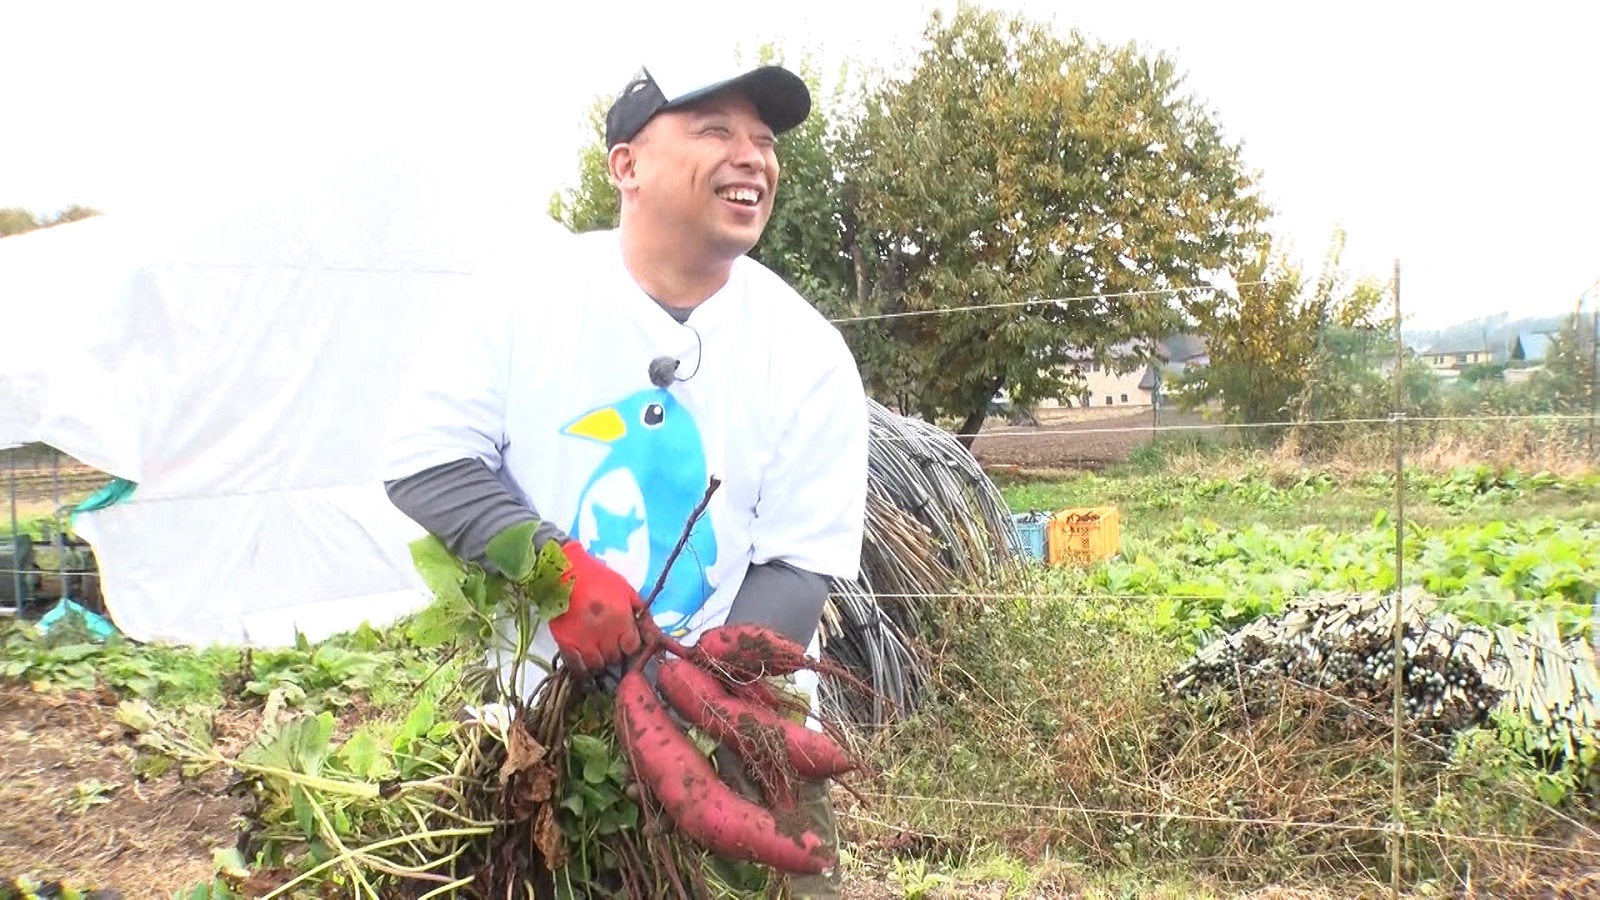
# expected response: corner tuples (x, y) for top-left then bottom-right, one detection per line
(853, 586), (1597, 897)
(0, 617), (437, 718)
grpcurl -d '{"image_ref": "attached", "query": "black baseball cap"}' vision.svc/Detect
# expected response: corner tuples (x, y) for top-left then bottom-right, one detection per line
(604, 62), (812, 148)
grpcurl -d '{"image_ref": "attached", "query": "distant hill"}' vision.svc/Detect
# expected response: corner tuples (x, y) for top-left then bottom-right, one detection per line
(1403, 312), (1572, 356)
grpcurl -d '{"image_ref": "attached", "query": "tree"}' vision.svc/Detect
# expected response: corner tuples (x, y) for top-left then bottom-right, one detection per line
(844, 2), (1269, 438)
(1178, 229), (1385, 425)
(1532, 308), (1599, 413)
(0, 208), (40, 236)
(547, 97), (621, 235)
(0, 204), (102, 237)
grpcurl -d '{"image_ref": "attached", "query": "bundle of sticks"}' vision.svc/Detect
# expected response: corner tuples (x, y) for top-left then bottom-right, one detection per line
(1163, 590), (1600, 758)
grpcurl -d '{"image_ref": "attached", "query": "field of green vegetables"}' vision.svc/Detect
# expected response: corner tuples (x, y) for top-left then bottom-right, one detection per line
(1001, 462), (1600, 646)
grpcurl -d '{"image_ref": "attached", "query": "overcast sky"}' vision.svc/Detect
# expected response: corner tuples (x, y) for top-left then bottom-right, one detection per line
(2, 0), (1595, 330)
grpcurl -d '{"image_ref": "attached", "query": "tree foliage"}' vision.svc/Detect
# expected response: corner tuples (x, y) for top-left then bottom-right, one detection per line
(845, 3), (1268, 435)
(547, 97), (620, 235)
(0, 204), (100, 237)
(1176, 229), (1386, 425)
(1535, 309), (1599, 412)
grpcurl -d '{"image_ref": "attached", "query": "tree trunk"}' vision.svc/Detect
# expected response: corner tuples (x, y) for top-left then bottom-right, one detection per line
(954, 377), (1006, 450)
(955, 408), (987, 451)
(850, 240), (869, 305)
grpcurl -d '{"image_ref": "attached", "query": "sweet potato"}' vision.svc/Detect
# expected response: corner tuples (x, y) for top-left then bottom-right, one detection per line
(692, 623), (812, 681)
(612, 667), (834, 875)
(656, 658), (858, 780)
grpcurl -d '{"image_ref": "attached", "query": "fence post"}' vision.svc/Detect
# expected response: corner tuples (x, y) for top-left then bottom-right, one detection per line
(1587, 298), (1597, 461)
(1388, 258), (1406, 899)
(7, 452), (20, 615)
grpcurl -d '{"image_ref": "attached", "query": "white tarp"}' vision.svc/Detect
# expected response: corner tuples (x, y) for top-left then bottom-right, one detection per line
(0, 158), (573, 647)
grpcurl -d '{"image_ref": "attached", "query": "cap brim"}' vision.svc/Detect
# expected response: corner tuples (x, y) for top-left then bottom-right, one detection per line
(660, 65), (812, 135)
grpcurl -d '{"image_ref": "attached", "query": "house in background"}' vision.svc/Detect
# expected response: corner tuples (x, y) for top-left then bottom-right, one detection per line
(1040, 335), (1208, 409)
(1417, 346), (1493, 380)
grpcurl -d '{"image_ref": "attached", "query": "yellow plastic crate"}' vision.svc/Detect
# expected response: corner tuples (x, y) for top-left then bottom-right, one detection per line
(1047, 506), (1121, 566)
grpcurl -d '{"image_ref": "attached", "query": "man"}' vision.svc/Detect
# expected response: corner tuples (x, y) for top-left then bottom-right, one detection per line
(380, 59), (869, 896)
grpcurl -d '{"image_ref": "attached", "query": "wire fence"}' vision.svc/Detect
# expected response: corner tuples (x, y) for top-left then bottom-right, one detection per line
(839, 275), (1600, 895)
(3, 278), (1600, 894)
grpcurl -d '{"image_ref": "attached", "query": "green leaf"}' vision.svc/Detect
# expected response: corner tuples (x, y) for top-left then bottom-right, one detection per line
(335, 729), (392, 781)
(525, 538), (574, 621)
(47, 643), (101, 663)
(115, 699), (157, 733)
(410, 535), (468, 607)
(1536, 775), (1566, 806)
(395, 699), (436, 751)
(569, 733), (609, 766)
(213, 847), (251, 880)
(583, 752), (609, 785)
(406, 598), (461, 651)
(485, 521), (540, 582)
(291, 785), (317, 837)
(240, 711), (336, 776)
(462, 568), (492, 616)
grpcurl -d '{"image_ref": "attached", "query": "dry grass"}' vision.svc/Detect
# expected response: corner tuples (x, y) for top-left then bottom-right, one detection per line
(1140, 419), (1597, 484)
(1278, 419), (1598, 477)
(842, 591), (1600, 899)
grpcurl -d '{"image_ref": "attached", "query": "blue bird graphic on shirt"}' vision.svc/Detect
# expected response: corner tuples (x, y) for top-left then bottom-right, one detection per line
(561, 388), (718, 636)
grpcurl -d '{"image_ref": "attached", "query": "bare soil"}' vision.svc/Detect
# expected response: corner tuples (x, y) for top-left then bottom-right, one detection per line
(970, 407), (1217, 472)
(0, 684), (246, 896)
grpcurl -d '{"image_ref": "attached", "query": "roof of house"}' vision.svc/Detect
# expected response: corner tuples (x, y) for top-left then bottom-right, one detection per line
(1517, 332), (1552, 362)
(1059, 333), (1209, 364)
(1158, 333), (1208, 363)
(1421, 347), (1492, 356)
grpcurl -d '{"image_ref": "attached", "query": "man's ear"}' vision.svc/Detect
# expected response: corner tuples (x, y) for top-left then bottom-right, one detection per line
(607, 143), (636, 189)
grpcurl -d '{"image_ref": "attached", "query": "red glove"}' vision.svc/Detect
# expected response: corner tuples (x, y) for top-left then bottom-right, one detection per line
(549, 541), (645, 675)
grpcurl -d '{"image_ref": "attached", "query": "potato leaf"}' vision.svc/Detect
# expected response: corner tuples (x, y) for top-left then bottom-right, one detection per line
(485, 521), (540, 583)
(336, 728), (393, 781)
(411, 535), (468, 606)
(526, 539), (573, 621)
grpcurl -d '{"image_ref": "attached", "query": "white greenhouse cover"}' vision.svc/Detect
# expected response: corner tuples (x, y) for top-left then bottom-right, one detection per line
(0, 160), (574, 648)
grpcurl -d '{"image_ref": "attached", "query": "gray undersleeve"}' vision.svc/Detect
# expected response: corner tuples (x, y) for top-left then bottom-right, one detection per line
(383, 458), (566, 569)
(723, 559), (832, 649)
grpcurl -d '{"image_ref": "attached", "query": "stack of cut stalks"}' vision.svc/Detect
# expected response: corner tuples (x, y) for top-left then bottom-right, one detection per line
(817, 399), (1021, 726)
(1164, 589), (1600, 762)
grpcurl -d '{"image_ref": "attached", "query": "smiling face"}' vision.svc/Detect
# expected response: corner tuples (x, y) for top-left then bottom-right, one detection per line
(609, 90), (780, 267)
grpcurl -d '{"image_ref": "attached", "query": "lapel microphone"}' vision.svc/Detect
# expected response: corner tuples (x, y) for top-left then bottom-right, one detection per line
(647, 355), (679, 388)
(648, 322), (703, 388)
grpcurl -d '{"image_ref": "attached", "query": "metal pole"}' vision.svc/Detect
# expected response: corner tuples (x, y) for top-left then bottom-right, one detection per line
(1587, 295), (1597, 461)
(53, 450), (66, 604)
(8, 452), (20, 616)
(1389, 258), (1406, 899)
(1152, 332), (1161, 435)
